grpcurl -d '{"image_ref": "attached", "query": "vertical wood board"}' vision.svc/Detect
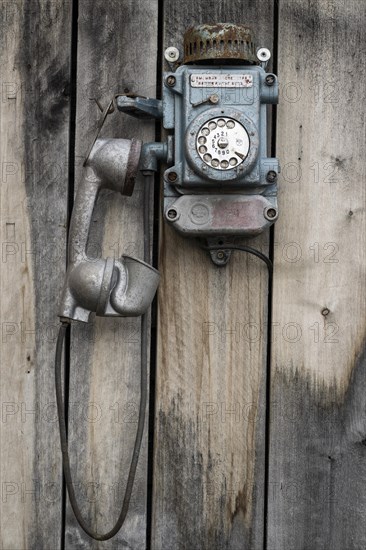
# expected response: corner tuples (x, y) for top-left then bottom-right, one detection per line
(0, 1), (71, 548)
(153, 3), (275, 549)
(66, 1), (158, 548)
(268, 1), (366, 548)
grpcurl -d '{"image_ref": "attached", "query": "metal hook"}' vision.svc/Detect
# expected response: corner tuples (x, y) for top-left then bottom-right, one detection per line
(85, 92), (143, 166)
(89, 97), (115, 114)
(84, 98), (114, 166)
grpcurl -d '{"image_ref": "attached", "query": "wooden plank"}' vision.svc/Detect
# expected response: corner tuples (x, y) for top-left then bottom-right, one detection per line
(268, 1), (366, 548)
(0, 1), (71, 548)
(65, 0), (158, 548)
(152, 6), (275, 549)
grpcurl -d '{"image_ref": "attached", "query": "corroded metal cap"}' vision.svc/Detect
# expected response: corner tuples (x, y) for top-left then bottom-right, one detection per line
(183, 23), (257, 64)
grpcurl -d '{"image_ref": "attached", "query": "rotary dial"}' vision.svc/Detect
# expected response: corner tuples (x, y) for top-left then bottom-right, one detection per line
(196, 116), (250, 171)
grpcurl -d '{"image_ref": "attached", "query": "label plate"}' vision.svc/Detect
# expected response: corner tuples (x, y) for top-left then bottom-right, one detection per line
(190, 73), (253, 88)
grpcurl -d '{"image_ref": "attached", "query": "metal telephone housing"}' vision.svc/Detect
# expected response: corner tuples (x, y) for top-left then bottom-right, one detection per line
(163, 63), (279, 248)
(118, 23), (279, 265)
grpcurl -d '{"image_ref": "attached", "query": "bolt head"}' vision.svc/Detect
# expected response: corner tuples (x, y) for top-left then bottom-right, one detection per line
(166, 75), (176, 87)
(167, 208), (178, 220)
(217, 136), (229, 149)
(167, 171), (177, 182)
(266, 208), (277, 219)
(266, 170), (277, 183)
(264, 206), (278, 221)
(216, 250), (225, 260)
(265, 74), (276, 86)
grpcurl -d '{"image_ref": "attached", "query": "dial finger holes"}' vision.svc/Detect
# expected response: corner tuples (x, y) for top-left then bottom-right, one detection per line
(195, 116), (249, 171)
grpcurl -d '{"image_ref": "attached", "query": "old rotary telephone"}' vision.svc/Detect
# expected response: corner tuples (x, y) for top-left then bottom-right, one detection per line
(55, 23), (279, 541)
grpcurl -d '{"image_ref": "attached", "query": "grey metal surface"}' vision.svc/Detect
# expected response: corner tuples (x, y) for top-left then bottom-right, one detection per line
(116, 95), (163, 120)
(162, 64), (279, 189)
(161, 62), (279, 242)
(58, 138), (159, 322)
(164, 194), (276, 237)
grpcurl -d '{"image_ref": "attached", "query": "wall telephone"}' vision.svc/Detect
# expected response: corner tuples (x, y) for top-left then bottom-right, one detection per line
(55, 23), (279, 541)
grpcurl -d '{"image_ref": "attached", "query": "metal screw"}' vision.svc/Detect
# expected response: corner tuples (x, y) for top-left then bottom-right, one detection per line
(209, 94), (219, 104)
(217, 250), (225, 260)
(166, 75), (176, 87)
(167, 208), (178, 220)
(167, 171), (177, 182)
(265, 208), (277, 219)
(265, 74), (275, 86)
(266, 170), (277, 183)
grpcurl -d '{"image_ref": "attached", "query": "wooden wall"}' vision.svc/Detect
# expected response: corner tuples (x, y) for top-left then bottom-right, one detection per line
(268, 1), (366, 548)
(0, 1), (71, 548)
(0, 0), (365, 549)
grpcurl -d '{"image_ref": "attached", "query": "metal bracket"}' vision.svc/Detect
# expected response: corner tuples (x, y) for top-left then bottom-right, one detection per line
(206, 238), (233, 266)
(140, 138), (173, 172)
(116, 95), (163, 120)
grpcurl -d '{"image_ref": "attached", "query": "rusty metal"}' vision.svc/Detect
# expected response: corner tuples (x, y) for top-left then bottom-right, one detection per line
(124, 138), (143, 196)
(183, 23), (257, 64)
(84, 98), (114, 166)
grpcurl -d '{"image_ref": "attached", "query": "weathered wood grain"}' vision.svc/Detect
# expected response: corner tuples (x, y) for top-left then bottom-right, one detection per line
(65, 1), (158, 548)
(268, 1), (366, 548)
(152, 4), (275, 549)
(0, 1), (71, 548)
